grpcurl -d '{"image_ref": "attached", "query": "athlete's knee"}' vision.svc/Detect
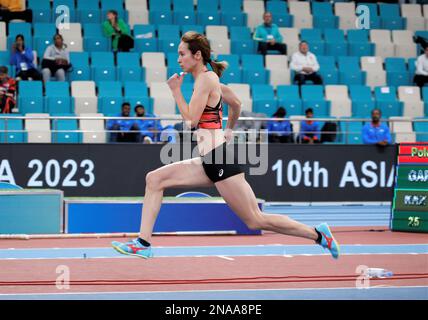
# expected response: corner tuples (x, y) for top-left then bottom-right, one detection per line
(245, 214), (266, 231)
(145, 171), (163, 191)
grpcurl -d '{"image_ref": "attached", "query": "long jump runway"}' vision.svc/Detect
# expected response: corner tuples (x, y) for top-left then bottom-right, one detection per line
(0, 227), (427, 300)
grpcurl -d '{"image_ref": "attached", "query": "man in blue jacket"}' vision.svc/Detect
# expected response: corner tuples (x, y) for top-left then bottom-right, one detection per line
(300, 108), (320, 144)
(253, 12), (287, 56)
(362, 109), (392, 146)
(107, 102), (139, 143)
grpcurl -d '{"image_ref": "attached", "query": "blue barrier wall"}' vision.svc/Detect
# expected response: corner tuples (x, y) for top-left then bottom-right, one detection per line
(66, 199), (262, 235)
(0, 190), (63, 234)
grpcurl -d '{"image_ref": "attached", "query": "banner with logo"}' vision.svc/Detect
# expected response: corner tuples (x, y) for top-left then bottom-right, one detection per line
(0, 143), (397, 202)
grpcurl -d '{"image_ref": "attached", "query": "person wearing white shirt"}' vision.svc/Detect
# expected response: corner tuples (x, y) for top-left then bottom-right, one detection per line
(290, 41), (323, 86)
(41, 34), (70, 82)
(413, 47), (428, 88)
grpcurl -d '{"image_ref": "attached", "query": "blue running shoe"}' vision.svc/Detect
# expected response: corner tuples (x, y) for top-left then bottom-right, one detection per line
(316, 223), (340, 259)
(112, 239), (153, 259)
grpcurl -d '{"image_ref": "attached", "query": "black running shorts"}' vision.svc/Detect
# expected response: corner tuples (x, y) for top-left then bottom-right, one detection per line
(201, 142), (245, 183)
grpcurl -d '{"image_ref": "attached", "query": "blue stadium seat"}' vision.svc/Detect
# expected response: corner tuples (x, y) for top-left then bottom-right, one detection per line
(217, 54), (242, 83)
(150, 10), (173, 25)
(266, 1), (292, 27)
(408, 58), (417, 77)
(91, 52), (116, 82)
(349, 85), (373, 102)
(0, 115), (26, 143)
(181, 25), (204, 35)
(338, 56), (365, 85)
(34, 37), (53, 58)
(300, 28), (323, 42)
(69, 52), (91, 81)
(158, 25), (181, 53)
(221, 12), (247, 27)
(124, 81), (149, 98)
(379, 3), (405, 30)
(83, 23), (104, 38)
(324, 29), (348, 56)
(197, 12), (221, 26)
(252, 84), (277, 114)
(277, 85), (300, 101)
(77, 0), (99, 10)
(385, 57), (410, 87)
(277, 85), (302, 116)
(230, 26), (255, 54)
(374, 86), (403, 118)
(98, 81), (124, 114)
(349, 85), (374, 118)
(150, 0), (171, 11)
(220, 0), (242, 13)
(84, 37), (110, 52)
(174, 11), (197, 25)
(173, 0), (193, 11)
(241, 54), (269, 84)
(301, 85), (324, 101)
(218, 54), (240, 69)
(347, 30), (374, 57)
(197, 0), (219, 12)
(45, 82), (72, 114)
(83, 23), (110, 51)
(117, 52), (143, 82)
(77, 0), (101, 24)
(301, 85), (330, 117)
(8, 22), (32, 42)
(100, 0), (128, 21)
(414, 119), (428, 142)
(311, 2), (338, 29)
(343, 121), (363, 144)
(422, 87), (428, 103)
(18, 81), (44, 114)
(134, 24), (158, 53)
(317, 56), (338, 85)
(52, 0), (77, 22)
(28, 0), (51, 23)
(51, 118), (81, 143)
(0, 51), (10, 65)
(34, 23), (57, 38)
(33, 24), (56, 57)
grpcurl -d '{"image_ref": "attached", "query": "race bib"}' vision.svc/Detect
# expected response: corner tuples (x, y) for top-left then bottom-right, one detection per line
(20, 62), (28, 71)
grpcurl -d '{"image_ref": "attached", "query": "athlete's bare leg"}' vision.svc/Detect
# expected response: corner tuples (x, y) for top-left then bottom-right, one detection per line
(139, 157), (213, 242)
(215, 173), (318, 241)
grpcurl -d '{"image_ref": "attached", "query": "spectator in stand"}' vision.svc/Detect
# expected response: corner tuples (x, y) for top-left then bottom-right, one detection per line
(290, 41), (323, 86)
(267, 106), (293, 143)
(107, 102), (140, 143)
(0, 0), (32, 23)
(362, 108), (392, 146)
(102, 10), (134, 52)
(134, 104), (161, 143)
(253, 11), (287, 56)
(0, 66), (16, 113)
(41, 34), (71, 83)
(10, 34), (41, 81)
(299, 108), (320, 144)
(413, 46), (428, 88)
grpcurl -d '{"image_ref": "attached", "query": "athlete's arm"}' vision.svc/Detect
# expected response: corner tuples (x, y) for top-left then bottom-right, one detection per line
(168, 72), (213, 128)
(221, 84), (241, 131)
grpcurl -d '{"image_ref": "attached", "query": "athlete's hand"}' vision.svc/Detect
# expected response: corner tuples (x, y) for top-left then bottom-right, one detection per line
(224, 128), (233, 144)
(167, 72), (186, 92)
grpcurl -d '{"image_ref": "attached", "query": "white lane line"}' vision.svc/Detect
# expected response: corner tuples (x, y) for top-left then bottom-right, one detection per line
(217, 255), (235, 261)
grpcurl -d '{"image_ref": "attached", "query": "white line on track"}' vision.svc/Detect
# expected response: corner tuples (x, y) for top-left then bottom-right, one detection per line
(217, 255), (234, 261)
